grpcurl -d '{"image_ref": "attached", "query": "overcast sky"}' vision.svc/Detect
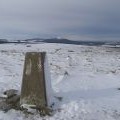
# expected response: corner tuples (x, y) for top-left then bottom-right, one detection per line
(0, 0), (120, 41)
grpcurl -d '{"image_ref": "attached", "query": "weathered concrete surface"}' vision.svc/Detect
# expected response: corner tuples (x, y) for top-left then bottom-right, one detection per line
(20, 52), (48, 107)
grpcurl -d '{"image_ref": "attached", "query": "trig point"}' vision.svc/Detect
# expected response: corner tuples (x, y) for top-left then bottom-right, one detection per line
(20, 52), (53, 108)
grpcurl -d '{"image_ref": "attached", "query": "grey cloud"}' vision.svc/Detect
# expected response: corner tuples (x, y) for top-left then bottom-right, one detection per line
(0, 0), (120, 40)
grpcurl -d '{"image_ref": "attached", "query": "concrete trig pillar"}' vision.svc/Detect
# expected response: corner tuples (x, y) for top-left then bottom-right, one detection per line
(20, 52), (53, 108)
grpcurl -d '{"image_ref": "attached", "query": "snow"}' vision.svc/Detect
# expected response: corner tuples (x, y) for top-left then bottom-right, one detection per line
(0, 43), (120, 119)
(44, 53), (55, 107)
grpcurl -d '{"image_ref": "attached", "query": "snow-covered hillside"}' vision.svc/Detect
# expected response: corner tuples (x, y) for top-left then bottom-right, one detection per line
(0, 43), (120, 120)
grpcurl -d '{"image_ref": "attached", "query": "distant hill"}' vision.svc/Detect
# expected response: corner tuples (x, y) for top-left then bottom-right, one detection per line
(43, 38), (106, 46)
(0, 39), (8, 43)
(21, 38), (106, 46)
(0, 37), (120, 46)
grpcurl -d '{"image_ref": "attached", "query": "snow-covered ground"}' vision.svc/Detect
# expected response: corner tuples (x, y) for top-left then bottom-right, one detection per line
(0, 43), (120, 120)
